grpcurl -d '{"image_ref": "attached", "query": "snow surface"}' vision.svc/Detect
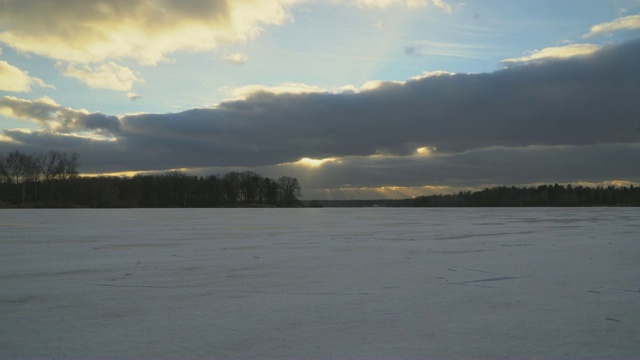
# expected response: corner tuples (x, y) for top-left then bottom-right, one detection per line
(1, 208), (639, 359)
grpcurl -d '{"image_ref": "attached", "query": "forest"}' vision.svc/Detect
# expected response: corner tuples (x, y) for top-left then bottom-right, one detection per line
(0, 150), (302, 208)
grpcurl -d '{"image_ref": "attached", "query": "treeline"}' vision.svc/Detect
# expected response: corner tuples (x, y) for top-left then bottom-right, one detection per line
(411, 184), (640, 207)
(308, 184), (640, 207)
(0, 150), (302, 208)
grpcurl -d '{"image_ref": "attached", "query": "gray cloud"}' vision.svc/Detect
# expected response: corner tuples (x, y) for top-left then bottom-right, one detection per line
(0, 96), (60, 122)
(72, 112), (121, 135)
(0, 96), (121, 135)
(2, 39), (640, 195)
(404, 46), (419, 56)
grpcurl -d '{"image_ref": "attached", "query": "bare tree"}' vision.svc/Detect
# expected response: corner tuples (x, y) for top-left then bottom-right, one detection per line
(37, 150), (62, 201)
(3, 151), (39, 203)
(60, 152), (79, 181)
(34, 151), (79, 202)
(239, 171), (261, 205)
(277, 176), (301, 207)
(37, 151), (62, 181)
(0, 154), (9, 183)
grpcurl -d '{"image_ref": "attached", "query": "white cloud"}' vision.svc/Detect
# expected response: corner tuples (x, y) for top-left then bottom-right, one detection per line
(354, 0), (402, 7)
(223, 71), (459, 102)
(358, 79), (404, 91)
(223, 78), (418, 101)
(584, 14), (640, 37)
(223, 52), (249, 65)
(501, 44), (601, 65)
(0, 60), (52, 92)
(223, 82), (333, 100)
(341, 0), (452, 12)
(0, 0), (301, 65)
(56, 62), (143, 92)
(411, 70), (455, 80)
(427, 0), (452, 13)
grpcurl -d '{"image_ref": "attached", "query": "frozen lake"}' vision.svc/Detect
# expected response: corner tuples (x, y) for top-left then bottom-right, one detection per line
(1, 208), (639, 359)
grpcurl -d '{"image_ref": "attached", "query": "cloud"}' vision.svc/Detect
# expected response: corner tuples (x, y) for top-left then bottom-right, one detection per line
(408, 40), (496, 60)
(2, 39), (639, 196)
(501, 44), (602, 65)
(430, 0), (452, 13)
(411, 70), (455, 80)
(279, 157), (343, 168)
(222, 79), (420, 101)
(584, 14), (640, 37)
(0, 60), (52, 92)
(342, 0), (452, 12)
(56, 62), (143, 91)
(0, 96), (120, 136)
(223, 82), (336, 100)
(223, 52), (249, 65)
(269, 143), (640, 190)
(404, 46), (419, 56)
(0, 96), (63, 123)
(0, 0), (300, 65)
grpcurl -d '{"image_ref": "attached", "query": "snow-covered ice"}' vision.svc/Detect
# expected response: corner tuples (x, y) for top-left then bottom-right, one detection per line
(1, 208), (639, 359)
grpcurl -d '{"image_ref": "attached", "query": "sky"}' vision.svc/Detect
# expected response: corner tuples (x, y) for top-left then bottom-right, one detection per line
(1, 0), (640, 200)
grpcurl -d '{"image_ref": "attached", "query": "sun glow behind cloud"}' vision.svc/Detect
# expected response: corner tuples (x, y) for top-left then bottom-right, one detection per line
(283, 157), (343, 168)
(415, 147), (435, 156)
